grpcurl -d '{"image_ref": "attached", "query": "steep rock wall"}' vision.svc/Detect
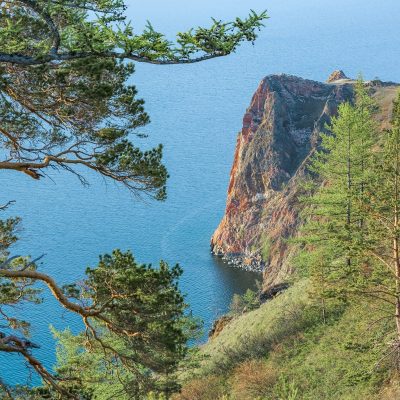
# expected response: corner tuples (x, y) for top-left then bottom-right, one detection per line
(211, 72), (398, 291)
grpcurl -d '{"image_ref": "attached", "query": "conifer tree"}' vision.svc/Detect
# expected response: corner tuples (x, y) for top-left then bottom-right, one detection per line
(300, 82), (400, 358)
(298, 81), (377, 311)
(361, 92), (400, 346)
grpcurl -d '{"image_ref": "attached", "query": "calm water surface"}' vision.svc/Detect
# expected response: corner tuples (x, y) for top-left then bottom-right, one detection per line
(1, 0), (400, 385)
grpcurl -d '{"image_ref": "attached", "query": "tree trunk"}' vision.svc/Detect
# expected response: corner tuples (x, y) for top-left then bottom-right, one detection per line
(394, 142), (400, 340)
(394, 209), (400, 341)
(347, 125), (352, 269)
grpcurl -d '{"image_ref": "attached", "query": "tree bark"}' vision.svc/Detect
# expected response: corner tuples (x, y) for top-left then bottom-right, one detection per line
(347, 125), (352, 269)
(394, 138), (400, 340)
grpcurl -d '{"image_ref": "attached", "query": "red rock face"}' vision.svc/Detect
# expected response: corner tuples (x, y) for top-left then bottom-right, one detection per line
(211, 73), (398, 290)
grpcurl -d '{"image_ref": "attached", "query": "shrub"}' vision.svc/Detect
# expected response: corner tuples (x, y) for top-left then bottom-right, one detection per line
(173, 375), (227, 400)
(231, 360), (277, 400)
(229, 289), (260, 316)
(230, 293), (244, 316)
(261, 236), (271, 262)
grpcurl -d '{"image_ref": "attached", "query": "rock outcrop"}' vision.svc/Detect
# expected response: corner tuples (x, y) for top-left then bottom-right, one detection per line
(208, 315), (233, 339)
(326, 70), (349, 83)
(211, 72), (399, 291)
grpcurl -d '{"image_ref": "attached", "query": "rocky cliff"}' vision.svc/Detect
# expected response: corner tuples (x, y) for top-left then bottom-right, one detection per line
(211, 71), (399, 291)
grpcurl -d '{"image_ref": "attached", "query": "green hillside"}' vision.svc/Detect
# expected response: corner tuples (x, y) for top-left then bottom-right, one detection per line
(175, 280), (399, 400)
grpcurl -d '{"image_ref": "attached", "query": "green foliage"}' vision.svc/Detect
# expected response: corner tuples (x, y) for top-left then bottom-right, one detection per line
(0, 2), (267, 64)
(298, 83), (400, 352)
(0, 216), (20, 257)
(359, 90), (400, 299)
(53, 250), (198, 399)
(0, 55), (168, 199)
(0, 3), (266, 196)
(175, 11), (268, 60)
(260, 235), (271, 262)
(297, 80), (379, 304)
(0, 2), (266, 198)
(0, 230), (43, 340)
(229, 288), (260, 316)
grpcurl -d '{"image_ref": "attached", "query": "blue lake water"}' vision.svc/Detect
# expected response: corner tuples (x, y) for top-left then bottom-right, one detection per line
(1, 0), (400, 386)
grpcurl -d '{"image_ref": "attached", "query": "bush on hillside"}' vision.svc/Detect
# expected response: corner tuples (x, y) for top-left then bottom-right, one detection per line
(229, 288), (260, 316)
(172, 375), (227, 400)
(231, 359), (277, 400)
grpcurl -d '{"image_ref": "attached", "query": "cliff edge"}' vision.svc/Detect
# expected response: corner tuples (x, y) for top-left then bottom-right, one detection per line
(211, 72), (399, 291)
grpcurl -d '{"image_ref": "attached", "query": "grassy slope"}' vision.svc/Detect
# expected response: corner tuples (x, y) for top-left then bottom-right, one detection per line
(201, 280), (310, 368)
(178, 280), (398, 400)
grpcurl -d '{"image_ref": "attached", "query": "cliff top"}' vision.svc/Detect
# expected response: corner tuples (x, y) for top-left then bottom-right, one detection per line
(327, 70), (349, 83)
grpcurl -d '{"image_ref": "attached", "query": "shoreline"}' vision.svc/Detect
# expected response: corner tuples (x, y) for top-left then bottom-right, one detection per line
(211, 249), (265, 274)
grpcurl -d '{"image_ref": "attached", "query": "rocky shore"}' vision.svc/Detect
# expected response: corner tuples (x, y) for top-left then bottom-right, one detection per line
(212, 247), (265, 273)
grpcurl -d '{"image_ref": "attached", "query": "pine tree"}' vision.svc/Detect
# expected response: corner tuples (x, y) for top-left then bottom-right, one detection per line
(0, 1), (267, 194)
(0, 2), (267, 397)
(52, 251), (196, 399)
